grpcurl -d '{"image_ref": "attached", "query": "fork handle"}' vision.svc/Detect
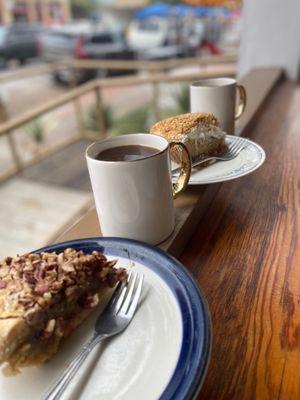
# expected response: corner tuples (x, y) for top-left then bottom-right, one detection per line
(42, 333), (107, 400)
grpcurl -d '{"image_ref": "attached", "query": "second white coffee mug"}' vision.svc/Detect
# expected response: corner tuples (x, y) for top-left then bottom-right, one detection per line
(86, 134), (191, 245)
(190, 77), (246, 133)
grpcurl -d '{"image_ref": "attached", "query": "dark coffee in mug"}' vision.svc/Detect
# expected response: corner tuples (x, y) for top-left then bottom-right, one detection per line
(95, 145), (159, 162)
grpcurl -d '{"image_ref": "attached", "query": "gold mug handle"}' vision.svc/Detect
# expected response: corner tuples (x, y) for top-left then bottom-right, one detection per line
(169, 142), (192, 199)
(235, 84), (247, 120)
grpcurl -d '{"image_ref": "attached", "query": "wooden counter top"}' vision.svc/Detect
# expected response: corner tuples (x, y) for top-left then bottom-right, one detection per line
(182, 77), (300, 399)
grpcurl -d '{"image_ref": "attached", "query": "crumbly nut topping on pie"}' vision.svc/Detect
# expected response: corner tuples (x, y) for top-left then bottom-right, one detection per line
(0, 248), (127, 375)
(150, 112), (220, 142)
(0, 248), (126, 320)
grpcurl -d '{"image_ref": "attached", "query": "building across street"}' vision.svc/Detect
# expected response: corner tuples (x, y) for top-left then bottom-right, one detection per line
(0, 0), (71, 25)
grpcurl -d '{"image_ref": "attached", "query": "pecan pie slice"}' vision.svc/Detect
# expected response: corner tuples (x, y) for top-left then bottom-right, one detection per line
(150, 112), (228, 163)
(0, 248), (127, 375)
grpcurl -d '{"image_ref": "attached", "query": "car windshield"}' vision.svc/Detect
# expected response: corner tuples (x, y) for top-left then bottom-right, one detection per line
(137, 20), (160, 32)
(90, 34), (114, 44)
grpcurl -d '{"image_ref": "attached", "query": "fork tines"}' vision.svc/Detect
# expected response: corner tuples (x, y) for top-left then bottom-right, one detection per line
(228, 137), (248, 156)
(109, 271), (144, 318)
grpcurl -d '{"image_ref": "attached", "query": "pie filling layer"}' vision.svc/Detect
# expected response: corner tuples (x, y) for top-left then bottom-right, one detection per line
(171, 125), (228, 165)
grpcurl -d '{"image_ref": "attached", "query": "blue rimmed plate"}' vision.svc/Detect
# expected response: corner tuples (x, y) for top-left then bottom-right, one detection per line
(0, 238), (211, 400)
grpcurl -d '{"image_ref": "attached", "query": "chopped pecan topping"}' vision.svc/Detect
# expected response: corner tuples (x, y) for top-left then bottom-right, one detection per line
(24, 262), (35, 271)
(43, 319), (56, 337)
(61, 262), (75, 273)
(0, 249), (128, 375)
(5, 257), (12, 266)
(0, 249), (127, 315)
(18, 296), (34, 308)
(31, 260), (41, 267)
(46, 262), (58, 271)
(34, 282), (49, 295)
(28, 254), (40, 262)
(0, 281), (7, 289)
(24, 274), (36, 285)
(37, 269), (46, 280)
(57, 253), (64, 264)
(82, 293), (99, 309)
(43, 292), (52, 302)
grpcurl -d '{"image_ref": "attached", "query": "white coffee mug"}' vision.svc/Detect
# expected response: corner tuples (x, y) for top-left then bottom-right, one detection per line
(86, 134), (191, 245)
(190, 77), (247, 133)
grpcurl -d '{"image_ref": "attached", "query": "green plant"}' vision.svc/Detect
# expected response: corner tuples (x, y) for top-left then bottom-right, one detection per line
(25, 118), (45, 144)
(110, 106), (150, 136)
(174, 85), (190, 114)
(84, 105), (113, 132)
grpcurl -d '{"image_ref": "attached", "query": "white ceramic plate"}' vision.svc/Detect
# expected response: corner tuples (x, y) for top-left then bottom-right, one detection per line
(173, 135), (265, 185)
(0, 238), (211, 400)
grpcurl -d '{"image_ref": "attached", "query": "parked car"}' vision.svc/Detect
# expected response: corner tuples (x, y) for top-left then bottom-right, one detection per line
(39, 22), (135, 85)
(0, 22), (43, 67)
(127, 18), (172, 51)
(127, 17), (205, 60)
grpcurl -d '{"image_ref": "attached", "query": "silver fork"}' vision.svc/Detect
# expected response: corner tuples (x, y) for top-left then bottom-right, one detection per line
(172, 137), (249, 175)
(42, 272), (144, 400)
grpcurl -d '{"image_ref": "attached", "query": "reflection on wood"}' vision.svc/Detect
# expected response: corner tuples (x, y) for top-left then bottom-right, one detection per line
(181, 79), (300, 399)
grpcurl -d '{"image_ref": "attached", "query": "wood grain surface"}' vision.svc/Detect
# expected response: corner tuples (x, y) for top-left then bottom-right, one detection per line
(180, 80), (300, 399)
